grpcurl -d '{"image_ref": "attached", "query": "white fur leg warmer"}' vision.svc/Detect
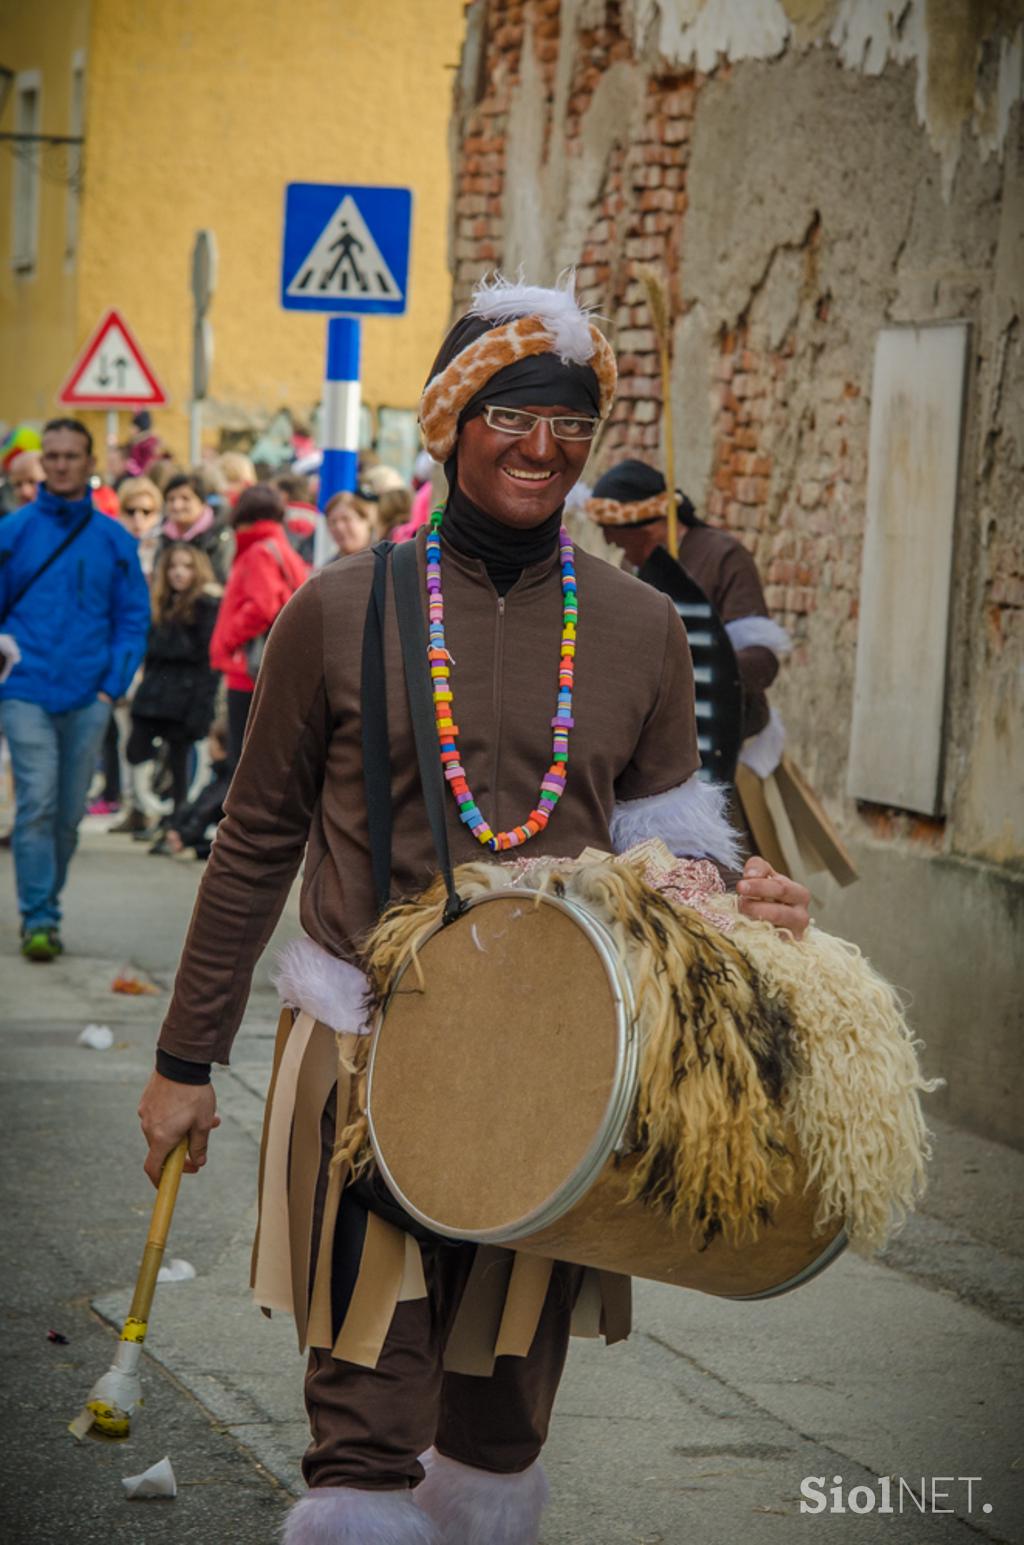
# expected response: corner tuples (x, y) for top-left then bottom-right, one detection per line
(273, 936), (371, 1034)
(413, 1449), (549, 1545)
(283, 1486), (441, 1545)
(610, 772), (742, 870)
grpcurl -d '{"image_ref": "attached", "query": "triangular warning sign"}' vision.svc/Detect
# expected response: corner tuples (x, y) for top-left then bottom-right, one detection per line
(59, 309), (167, 408)
(286, 194), (403, 302)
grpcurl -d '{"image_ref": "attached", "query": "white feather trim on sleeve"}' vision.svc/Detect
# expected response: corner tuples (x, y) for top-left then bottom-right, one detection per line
(272, 937), (371, 1033)
(470, 271), (596, 366)
(739, 706), (787, 779)
(610, 773), (743, 870)
(725, 614), (793, 659)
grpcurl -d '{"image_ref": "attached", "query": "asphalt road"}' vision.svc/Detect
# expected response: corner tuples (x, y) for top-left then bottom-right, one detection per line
(1, 822), (1021, 1544)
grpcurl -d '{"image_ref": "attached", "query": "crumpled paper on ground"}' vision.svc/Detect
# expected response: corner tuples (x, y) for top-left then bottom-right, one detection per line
(157, 1257), (196, 1283)
(121, 1456), (177, 1499)
(77, 1024), (114, 1051)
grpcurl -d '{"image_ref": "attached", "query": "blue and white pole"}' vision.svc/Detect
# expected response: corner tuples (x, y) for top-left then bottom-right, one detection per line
(315, 316), (361, 566)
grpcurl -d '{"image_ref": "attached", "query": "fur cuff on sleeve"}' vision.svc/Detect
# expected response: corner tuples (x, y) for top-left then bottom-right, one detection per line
(725, 614), (792, 659)
(272, 937), (371, 1033)
(610, 773), (743, 870)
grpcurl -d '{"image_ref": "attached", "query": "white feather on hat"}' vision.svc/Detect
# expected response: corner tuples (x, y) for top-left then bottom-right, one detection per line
(469, 271), (597, 367)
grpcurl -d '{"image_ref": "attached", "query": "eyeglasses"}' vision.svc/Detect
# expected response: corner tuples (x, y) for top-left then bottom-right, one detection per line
(482, 405), (600, 442)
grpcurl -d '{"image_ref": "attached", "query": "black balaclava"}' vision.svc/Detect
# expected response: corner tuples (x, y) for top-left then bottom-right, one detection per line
(424, 316), (601, 594)
(591, 459), (701, 528)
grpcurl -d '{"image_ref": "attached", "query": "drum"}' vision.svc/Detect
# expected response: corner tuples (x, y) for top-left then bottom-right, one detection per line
(366, 885), (847, 1300)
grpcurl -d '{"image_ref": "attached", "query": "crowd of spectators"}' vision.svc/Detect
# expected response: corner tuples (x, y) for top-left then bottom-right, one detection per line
(0, 412), (438, 957)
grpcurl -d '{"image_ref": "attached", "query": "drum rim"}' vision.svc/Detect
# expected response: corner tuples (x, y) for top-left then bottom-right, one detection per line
(367, 885), (638, 1244)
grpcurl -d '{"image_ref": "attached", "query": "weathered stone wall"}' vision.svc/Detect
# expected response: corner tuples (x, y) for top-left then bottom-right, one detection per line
(450, 0), (1024, 1142)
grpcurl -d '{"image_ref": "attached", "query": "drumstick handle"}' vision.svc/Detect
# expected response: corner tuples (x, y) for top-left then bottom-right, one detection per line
(128, 1140), (187, 1328)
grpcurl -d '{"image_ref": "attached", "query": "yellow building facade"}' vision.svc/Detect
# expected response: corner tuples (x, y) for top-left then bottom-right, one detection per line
(0, 0), (465, 462)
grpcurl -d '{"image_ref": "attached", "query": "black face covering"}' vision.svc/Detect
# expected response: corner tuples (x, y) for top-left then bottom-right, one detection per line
(425, 313), (599, 593)
(442, 482), (563, 596)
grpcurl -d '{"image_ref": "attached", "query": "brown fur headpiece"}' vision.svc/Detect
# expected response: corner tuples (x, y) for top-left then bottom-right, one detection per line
(419, 275), (618, 462)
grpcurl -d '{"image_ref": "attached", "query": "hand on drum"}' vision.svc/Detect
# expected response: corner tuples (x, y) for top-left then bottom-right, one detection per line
(737, 857), (810, 940)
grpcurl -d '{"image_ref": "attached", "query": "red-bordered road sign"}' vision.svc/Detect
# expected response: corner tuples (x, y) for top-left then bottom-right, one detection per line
(59, 309), (167, 408)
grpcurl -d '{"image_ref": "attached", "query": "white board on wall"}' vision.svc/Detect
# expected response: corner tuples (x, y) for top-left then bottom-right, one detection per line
(847, 323), (969, 815)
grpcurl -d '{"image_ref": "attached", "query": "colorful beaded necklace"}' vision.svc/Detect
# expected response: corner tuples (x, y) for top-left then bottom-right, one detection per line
(425, 509), (577, 852)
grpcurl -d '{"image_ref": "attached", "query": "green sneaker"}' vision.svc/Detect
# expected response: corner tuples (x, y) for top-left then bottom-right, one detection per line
(21, 928), (62, 963)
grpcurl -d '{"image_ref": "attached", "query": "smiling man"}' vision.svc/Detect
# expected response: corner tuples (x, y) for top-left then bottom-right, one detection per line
(138, 278), (809, 1545)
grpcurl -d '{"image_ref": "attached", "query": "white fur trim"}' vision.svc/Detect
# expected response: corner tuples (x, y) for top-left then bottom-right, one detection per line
(725, 614), (792, 659)
(610, 774), (742, 870)
(739, 706), (787, 779)
(414, 1450), (548, 1545)
(272, 937), (371, 1034)
(284, 1487), (440, 1545)
(471, 271), (595, 366)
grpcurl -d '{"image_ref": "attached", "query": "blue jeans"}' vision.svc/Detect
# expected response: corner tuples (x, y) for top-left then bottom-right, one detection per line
(0, 696), (111, 931)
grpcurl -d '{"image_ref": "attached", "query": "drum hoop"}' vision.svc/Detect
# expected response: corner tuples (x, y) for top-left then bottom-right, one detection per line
(367, 885), (638, 1244)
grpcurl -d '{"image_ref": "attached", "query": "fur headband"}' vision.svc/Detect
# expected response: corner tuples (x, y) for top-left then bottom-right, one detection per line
(586, 491), (671, 527)
(419, 275), (617, 463)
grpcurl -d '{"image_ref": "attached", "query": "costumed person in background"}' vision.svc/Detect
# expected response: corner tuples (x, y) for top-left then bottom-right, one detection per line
(136, 276), (811, 1545)
(126, 542), (221, 846)
(6, 449), (43, 511)
(588, 461), (856, 892)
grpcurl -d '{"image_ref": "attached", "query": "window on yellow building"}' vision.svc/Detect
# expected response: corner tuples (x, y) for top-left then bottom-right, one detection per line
(12, 70), (41, 274)
(66, 53), (85, 262)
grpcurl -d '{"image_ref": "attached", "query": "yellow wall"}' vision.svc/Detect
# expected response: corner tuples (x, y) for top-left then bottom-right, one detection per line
(1, 0), (464, 459)
(0, 0), (90, 426)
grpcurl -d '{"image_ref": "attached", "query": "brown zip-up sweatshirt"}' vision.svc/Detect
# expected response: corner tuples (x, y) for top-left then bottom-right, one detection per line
(158, 532), (698, 1065)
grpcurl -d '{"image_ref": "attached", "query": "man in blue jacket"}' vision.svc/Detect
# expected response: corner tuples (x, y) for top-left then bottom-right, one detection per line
(0, 418), (150, 960)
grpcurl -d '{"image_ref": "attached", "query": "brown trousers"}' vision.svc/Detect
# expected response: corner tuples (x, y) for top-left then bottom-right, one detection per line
(302, 1240), (583, 1491)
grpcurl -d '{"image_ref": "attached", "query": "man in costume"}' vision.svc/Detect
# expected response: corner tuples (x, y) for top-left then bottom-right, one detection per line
(587, 461), (856, 888)
(138, 276), (810, 1545)
(587, 459), (791, 778)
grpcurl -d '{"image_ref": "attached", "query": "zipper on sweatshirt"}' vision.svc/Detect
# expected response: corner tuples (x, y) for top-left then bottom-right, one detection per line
(76, 558), (85, 603)
(490, 594), (506, 831)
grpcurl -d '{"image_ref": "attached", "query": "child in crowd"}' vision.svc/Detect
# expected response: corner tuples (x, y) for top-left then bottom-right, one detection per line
(156, 718), (230, 859)
(127, 543), (221, 841)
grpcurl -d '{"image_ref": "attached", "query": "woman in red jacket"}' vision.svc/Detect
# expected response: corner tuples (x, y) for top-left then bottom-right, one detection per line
(210, 483), (309, 770)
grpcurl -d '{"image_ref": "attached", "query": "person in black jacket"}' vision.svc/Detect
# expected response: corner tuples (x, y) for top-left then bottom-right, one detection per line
(127, 543), (221, 829)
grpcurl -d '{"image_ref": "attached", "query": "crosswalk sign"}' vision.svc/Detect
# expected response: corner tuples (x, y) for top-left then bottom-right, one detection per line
(281, 183), (411, 315)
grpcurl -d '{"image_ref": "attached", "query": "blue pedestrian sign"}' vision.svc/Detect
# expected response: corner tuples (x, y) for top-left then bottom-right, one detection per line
(281, 182), (412, 315)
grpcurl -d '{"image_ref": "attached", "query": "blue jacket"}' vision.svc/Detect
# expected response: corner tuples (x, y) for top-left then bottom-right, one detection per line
(0, 487), (151, 713)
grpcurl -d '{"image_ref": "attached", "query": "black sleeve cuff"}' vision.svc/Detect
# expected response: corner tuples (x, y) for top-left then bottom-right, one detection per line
(156, 1048), (213, 1085)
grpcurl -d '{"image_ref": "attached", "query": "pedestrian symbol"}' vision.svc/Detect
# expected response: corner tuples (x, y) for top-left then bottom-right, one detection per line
(287, 194), (402, 302)
(281, 182), (411, 315)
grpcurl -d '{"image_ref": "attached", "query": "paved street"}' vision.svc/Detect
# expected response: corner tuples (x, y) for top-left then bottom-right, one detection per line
(1, 823), (1022, 1544)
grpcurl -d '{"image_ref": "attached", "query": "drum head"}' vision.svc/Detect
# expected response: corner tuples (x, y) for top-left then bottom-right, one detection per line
(367, 891), (631, 1239)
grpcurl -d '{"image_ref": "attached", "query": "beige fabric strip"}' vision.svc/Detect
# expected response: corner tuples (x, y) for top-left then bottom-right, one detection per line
(442, 1245), (513, 1377)
(331, 1211), (407, 1367)
(305, 1045), (356, 1350)
(250, 1008), (296, 1289)
(251, 1011), (316, 1313)
(287, 1022), (342, 1350)
(398, 1232), (427, 1302)
(494, 1252), (554, 1359)
(570, 1267), (604, 1339)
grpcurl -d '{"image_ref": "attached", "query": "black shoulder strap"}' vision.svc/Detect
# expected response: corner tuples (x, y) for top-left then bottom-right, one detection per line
(0, 507), (94, 628)
(360, 541), (394, 917)
(392, 539), (465, 925)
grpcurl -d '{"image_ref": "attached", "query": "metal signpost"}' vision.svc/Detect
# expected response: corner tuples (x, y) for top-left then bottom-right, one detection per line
(58, 308), (167, 451)
(190, 230), (217, 465)
(280, 182), (412, 549)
